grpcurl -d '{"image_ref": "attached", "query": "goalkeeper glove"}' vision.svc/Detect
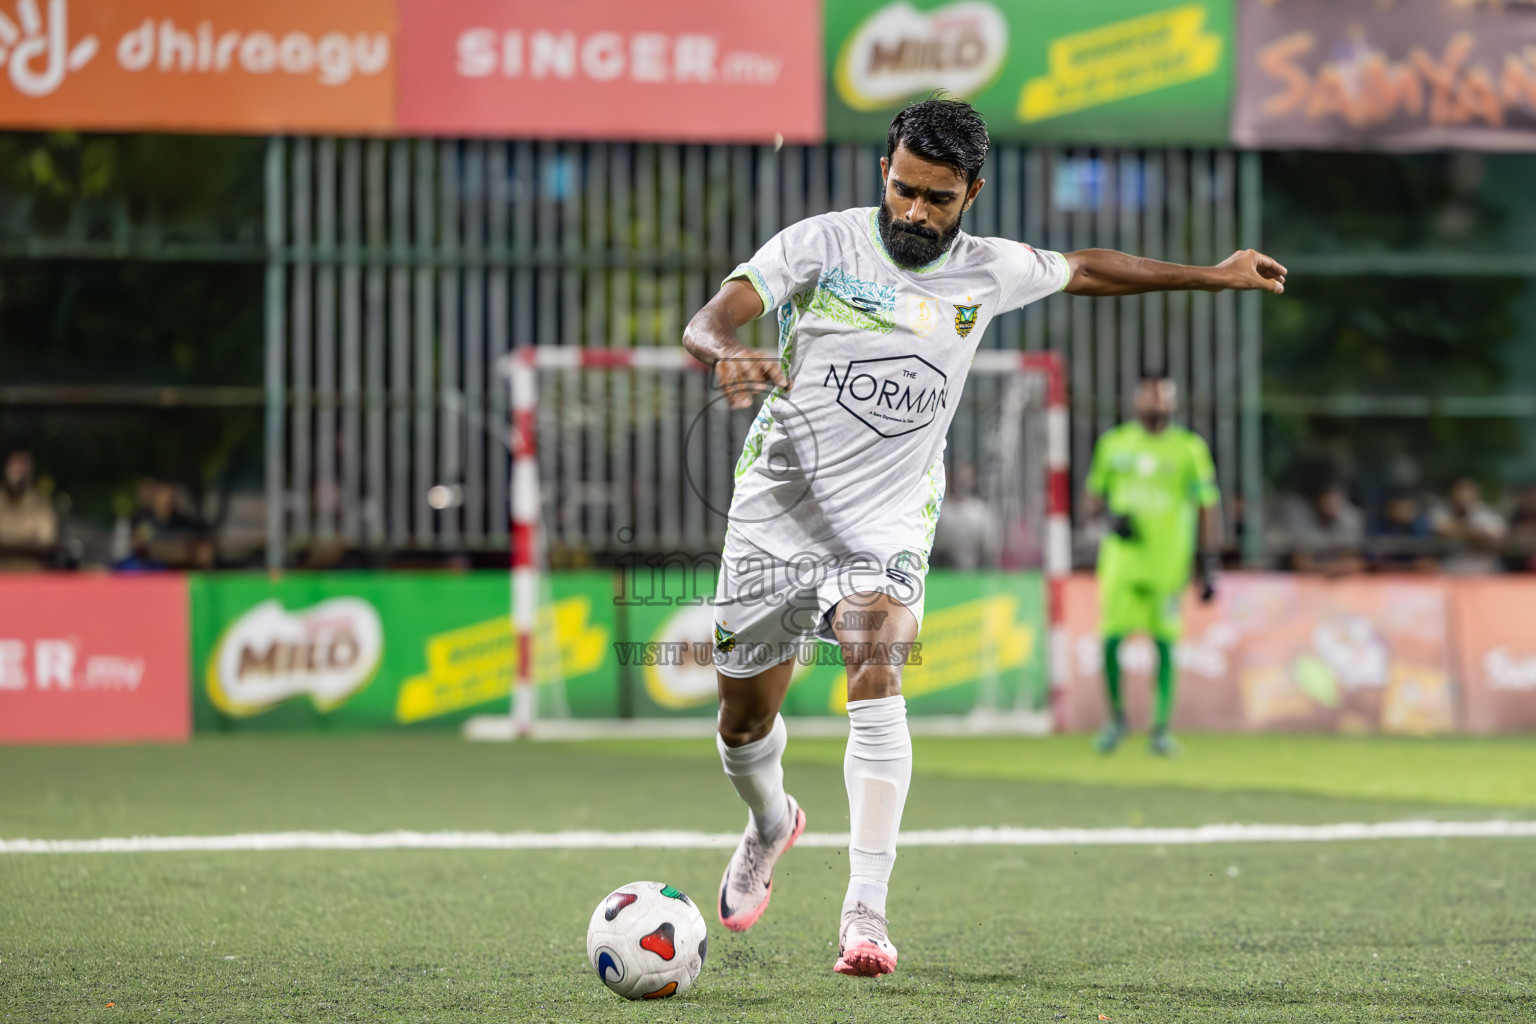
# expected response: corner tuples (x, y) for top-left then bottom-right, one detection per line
(1107, 512), (1137, 541)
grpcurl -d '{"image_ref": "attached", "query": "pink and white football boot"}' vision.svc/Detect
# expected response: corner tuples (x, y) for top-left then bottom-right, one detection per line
(716, 794), (806, 932)
(833, 901), (898, 977)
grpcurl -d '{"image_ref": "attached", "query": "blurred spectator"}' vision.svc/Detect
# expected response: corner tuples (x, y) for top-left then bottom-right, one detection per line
(932, 461), (1001, 570)
(112, 522), (168, 572)
(0, 449), (59, 570)
(117, 478), (211, 570)
(1277, 482), (1366, 575)
(1430, 476), (1505, 574)
(1505, 484), (1536, 572)
(1368, 488), (1436, 572)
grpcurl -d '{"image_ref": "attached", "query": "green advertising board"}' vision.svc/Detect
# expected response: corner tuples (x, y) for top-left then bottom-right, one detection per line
(619, 568), (1047, 718)
(827, 0), (1233, 144)
(190, 571), (618, 731)
(190, 569), (1046, 730)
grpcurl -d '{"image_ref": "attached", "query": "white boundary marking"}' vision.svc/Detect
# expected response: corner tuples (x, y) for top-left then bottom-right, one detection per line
(461, 711), (1053, 741)
(3, 820), (1534, 855)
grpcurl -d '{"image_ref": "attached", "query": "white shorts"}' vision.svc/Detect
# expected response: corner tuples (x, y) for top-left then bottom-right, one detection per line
(710, 535), (928, 679)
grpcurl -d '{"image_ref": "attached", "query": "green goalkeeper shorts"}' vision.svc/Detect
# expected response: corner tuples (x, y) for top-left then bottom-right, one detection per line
(1100, 579), (1185, 642)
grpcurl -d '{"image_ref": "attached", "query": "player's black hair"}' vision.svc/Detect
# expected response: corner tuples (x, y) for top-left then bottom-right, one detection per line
(886, 97), (990, 185)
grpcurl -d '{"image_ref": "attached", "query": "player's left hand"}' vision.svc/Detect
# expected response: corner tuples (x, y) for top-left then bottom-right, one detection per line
(1212, 250), (1287, 294)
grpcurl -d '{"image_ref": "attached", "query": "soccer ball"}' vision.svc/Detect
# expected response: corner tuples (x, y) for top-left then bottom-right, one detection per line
(586, 880), (708, 1000)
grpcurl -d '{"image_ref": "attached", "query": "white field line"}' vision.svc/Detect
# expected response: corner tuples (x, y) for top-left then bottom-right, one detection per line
(2, 820), (1535, 855)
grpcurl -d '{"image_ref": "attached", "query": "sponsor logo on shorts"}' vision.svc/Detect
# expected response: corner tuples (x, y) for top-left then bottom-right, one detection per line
(713, 622), (736, 653)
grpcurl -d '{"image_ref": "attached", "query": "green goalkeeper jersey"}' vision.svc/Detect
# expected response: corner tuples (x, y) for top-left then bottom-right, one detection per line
(1087, 422), (1219, 592)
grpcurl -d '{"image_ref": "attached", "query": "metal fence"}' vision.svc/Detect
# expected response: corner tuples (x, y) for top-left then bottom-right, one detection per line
(263, 138), (1262, 568)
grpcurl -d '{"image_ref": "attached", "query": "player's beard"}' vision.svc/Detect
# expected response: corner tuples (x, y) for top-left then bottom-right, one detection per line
(878, 201), (963, 269)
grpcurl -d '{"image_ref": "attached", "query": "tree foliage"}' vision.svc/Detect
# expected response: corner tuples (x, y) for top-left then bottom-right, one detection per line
(1263, 152), (1530, 499)
(0, 132), (265, 525)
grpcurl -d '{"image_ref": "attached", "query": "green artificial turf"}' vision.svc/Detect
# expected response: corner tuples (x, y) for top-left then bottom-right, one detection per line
(1, 734), (1534, 1022)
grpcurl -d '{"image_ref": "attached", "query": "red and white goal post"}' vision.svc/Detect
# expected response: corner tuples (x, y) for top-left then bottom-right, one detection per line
(471, 345), (1069, 740)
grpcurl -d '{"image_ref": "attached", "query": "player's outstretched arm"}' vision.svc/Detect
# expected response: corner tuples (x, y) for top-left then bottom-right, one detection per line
(682, 278), (791, 411)
(1062, 249), (1287, 298)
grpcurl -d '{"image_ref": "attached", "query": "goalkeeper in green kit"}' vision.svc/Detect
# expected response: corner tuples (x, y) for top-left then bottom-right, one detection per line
(1085, 375), (1222, 756)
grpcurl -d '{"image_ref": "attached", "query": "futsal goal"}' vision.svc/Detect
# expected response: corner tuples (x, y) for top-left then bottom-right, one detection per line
(464, 345), (1068, 741)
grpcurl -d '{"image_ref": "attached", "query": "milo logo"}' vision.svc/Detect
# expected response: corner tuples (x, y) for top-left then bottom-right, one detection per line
(835, 1), (1009, 111)
(207, 597), (384, 716)
(825, 354), (949, 438)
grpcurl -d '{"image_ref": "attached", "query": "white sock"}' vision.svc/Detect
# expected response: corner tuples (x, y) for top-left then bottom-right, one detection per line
(717, 714), (789, 840)
(842, 695), (912, 917)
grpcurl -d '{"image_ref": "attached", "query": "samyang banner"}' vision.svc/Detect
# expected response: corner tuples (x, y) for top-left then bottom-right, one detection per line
(1234, 0), (1536, 151)
(827, 0), (1233, 144)
(1057, 574), (1460, 735)
(1448, 578), (1536, 733)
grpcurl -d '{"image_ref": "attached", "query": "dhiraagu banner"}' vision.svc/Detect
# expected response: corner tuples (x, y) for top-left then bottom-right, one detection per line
(622, 569), (1047, 718)
(827, 0), (1233, 144)
(190, 571), (617, 730)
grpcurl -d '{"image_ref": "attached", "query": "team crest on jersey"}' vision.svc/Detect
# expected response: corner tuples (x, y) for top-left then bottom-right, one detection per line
(953, 300), (981, 338)
(907, 296), (939, 338)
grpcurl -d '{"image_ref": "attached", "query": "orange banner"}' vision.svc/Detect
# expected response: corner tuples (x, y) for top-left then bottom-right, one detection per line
(0, 0), (394, 133)
(1449, 578), (1536, 732)
(1059, 574), (1458, 735)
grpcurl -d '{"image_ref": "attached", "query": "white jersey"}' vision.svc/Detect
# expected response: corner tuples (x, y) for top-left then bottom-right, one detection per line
(723, 206), (1070, 568)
